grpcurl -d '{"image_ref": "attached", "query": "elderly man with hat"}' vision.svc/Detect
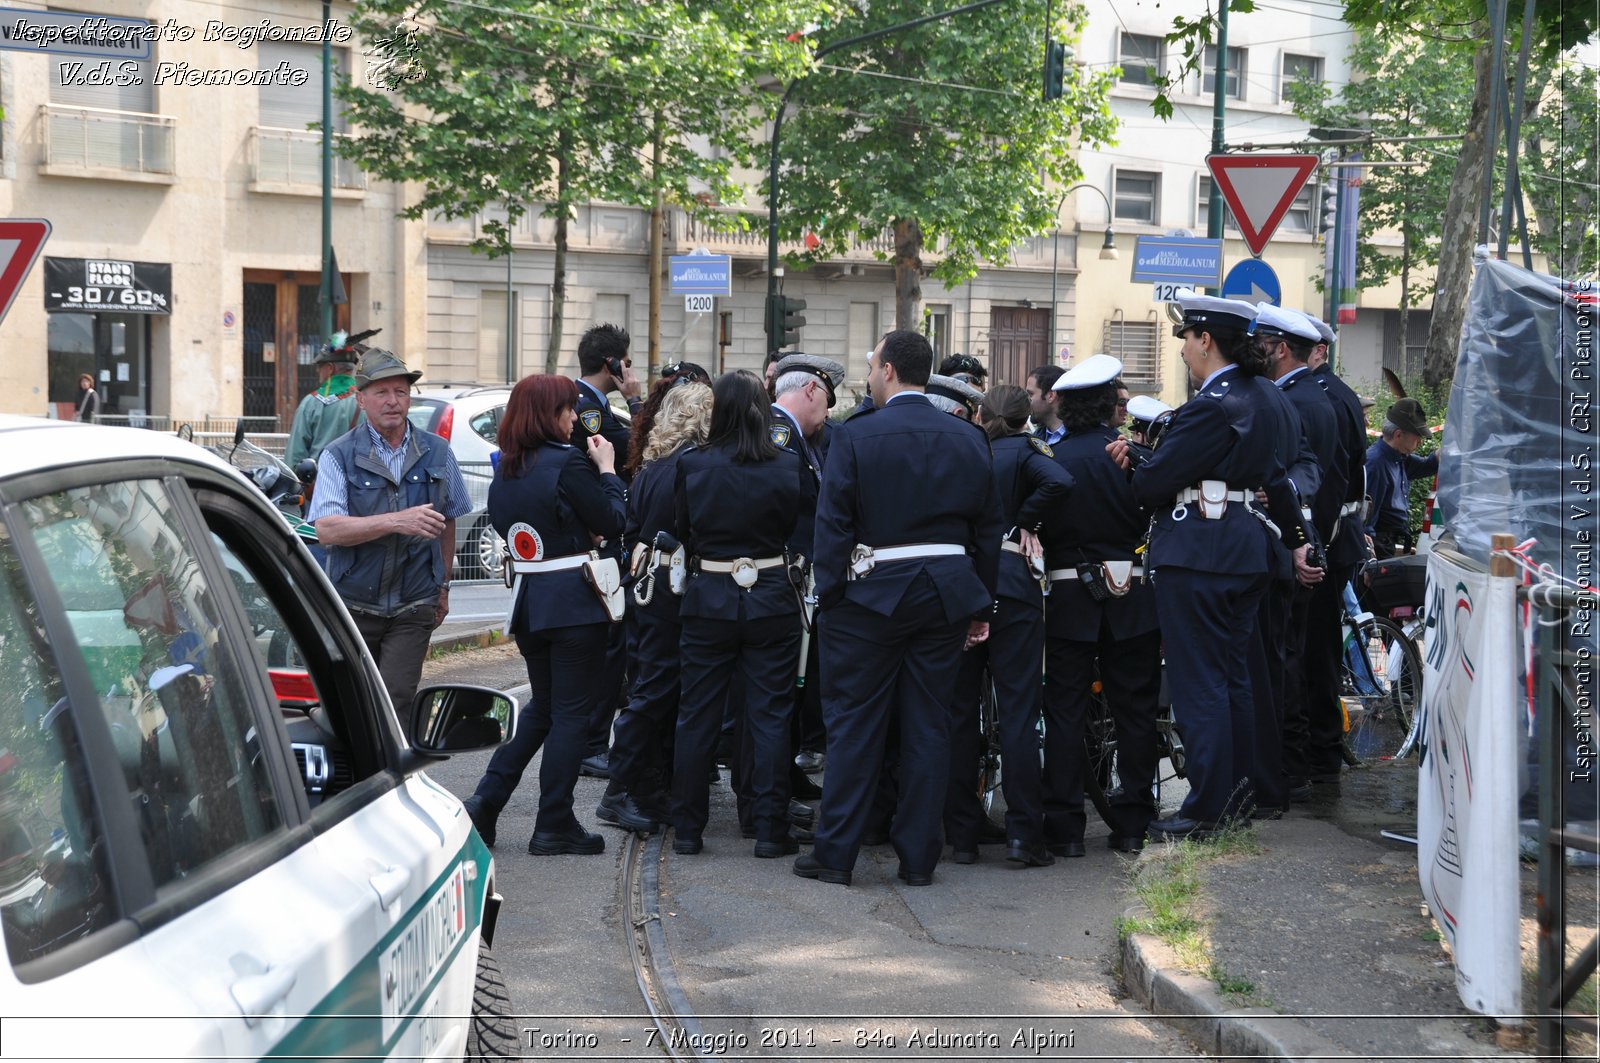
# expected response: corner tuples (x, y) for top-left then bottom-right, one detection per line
(1036, 354), (1163, 853)
(925, 373), (984, 422)
(771, 353), (847, 781)
(1365, 396), (1437, 559)
(308, 348), (473, 716)
(286, 328), (376, 468)
(1110, 292), (1310, 838)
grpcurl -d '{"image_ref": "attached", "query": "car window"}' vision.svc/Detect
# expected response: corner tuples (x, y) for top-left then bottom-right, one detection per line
(17, 481), (284, 891)
(468, 406), (503, 446)
(407, 399), (444, 435)
(0, 521), (119, 966)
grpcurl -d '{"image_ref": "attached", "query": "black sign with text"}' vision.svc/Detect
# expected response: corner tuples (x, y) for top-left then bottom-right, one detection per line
(44, 257), (171, 314)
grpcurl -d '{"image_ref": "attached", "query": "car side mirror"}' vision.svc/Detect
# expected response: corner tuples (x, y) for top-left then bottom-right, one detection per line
(408, 684), (515, 754)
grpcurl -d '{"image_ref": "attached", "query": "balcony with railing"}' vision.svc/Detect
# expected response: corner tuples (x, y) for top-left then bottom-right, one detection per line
(40, 104), (175, 182)
(249, 127), (367, 195)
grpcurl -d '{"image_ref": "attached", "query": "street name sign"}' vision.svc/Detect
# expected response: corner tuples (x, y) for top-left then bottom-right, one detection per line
(0, 8), (153, 60)
(1206, 153), (1318, 257)
(0, 219), (51, 328)
(1130, 236), (1224, 287)
(1220, 258), (1282, 306)
(669, 254), (731, 296)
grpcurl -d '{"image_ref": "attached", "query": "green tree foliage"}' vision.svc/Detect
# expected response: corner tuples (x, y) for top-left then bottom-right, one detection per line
(339, 1), (826, 371)
(771, 0), (1118, 327)
(1520, 60), (1600, 280)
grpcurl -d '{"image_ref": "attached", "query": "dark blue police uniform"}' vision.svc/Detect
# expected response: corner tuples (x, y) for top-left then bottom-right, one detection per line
(807, 393), (1003, 879)
(1041, 424), (1163, 850)
(468, 442), (626, 845)
(1132, 367), (1306, 829)
(770, 405), (829, 772)
(945, 433), (1073, 861)
(670, 443), (804, 851)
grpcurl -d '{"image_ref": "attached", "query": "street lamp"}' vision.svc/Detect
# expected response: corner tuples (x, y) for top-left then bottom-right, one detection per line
(1049, 182), (1118, 356)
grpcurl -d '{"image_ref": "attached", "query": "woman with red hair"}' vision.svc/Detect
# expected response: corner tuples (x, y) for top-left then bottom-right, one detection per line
(463, 374), (627, 856)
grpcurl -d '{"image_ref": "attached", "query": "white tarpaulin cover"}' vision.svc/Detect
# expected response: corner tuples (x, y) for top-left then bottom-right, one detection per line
(1419, 549), (1523, 1020)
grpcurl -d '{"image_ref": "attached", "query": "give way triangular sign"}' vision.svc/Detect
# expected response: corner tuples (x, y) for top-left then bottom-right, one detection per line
(1206, 154), (1318, 257)
(0, 219), (51, 328)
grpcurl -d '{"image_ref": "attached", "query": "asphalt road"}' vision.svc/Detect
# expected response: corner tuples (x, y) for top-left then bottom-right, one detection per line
(419, 642), (1203, 1062)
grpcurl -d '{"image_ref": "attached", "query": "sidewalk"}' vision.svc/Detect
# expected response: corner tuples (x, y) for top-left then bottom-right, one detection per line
(429, 618), (506, 654)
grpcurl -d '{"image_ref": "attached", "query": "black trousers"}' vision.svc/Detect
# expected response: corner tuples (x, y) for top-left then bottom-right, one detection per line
(586, 620), (629, 758)
(1280, 581), (1317, 786)
(1156, 567), (1269, 824)
(945, 596), (1045, 850)
(351, 604), (436, 721)
(606, 604), (681, 798)
(1305, 561), (1361, 776)
(812, 575), (966, 875)
(1251, 574), (1293, 812)
(671, 614), (800, 843)
(472, 623), (609, 834)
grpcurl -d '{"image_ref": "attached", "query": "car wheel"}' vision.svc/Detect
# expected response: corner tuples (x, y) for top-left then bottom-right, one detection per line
(458, 516), (506, 581)
(466, 945), (517, 1061)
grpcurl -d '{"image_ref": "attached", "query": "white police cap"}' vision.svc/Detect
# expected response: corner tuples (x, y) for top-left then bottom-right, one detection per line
(1171, 290), (1258, 338)
(925, 373), (983, 413)
(1126, 395), (1174, 424)
(1052, 353), (1123, 391)
(1305, 314), (1336, 345)
(1251, 303), (1321, 343)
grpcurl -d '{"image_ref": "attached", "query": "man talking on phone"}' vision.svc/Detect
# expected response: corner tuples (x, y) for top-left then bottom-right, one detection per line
(573, 323), (643, 481)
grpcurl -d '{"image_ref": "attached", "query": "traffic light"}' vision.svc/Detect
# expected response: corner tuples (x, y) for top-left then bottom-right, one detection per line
(1319, 183), (1339, 235)
(766, 293), (807, 350)
(1043, 39), (1068, 101)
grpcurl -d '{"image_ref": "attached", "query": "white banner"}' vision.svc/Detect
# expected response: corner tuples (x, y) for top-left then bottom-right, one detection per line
(1417, 552), (1522, 1020)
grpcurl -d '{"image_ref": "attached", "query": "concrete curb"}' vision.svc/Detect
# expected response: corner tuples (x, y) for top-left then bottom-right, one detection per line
(1120, 906), (1349, 1063)
(428, 623), (507, 655)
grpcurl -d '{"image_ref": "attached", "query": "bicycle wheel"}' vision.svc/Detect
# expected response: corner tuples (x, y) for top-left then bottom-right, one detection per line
(1341, 615), (1423, 763)
(976, 670), (1006, 826)
(1083, 682), (1119, 828)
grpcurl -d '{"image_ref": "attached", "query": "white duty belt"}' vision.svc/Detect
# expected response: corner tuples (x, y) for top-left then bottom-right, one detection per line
(508, 552), (590, 574)
(1174, 486), (1251, 505)
(1339, 501), (1362, 517)
(1001, 540), (1025, 555)
(869, 543), (966, 562)
(697, 555), (786, 573)
(1048, 565), (1144, 582)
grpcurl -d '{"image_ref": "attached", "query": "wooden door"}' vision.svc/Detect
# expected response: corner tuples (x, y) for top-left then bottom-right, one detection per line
(988, 306), (1050, 387)
(241, 269), (350, 428)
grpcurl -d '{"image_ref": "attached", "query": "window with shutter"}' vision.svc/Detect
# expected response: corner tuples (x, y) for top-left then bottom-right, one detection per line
(1102, 318), (1160, 385)
(47, 54), (168, 173)
(254, 43), (351, 186)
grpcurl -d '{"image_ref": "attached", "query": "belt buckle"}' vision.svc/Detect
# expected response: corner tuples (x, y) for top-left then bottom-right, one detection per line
(849, 544), (875, 579)
(732, 557), (759, 589)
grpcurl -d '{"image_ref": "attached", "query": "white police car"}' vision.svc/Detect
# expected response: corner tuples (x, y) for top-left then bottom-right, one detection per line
(0, 415), (516, 1061)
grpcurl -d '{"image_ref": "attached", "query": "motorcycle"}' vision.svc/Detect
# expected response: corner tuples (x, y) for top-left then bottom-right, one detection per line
(177, 423), (319, 544)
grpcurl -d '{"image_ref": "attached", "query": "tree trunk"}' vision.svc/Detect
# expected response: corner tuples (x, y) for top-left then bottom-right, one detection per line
(1423, 40), (1494, 388)
(893, 217), (923, 330)
(545, 146), (570, 375)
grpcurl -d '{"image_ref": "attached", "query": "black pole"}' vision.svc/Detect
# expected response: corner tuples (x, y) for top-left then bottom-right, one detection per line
(764, 0), (1018, 356)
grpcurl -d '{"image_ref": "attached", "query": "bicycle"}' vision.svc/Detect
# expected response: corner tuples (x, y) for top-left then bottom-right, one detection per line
(1337, 602), (1424, 764)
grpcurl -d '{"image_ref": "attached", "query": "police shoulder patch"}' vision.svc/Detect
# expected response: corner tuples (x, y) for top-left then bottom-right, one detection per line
(579, 409), (603, 435)
(770, 423), (792, 448)
(1028, 437), (1054, 458)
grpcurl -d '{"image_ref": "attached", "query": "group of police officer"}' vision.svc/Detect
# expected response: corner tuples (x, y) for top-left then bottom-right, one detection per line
(559, 292), (1383, 886)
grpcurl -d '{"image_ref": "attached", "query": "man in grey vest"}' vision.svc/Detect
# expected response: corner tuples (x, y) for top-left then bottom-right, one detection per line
(308, 349), (473, 715)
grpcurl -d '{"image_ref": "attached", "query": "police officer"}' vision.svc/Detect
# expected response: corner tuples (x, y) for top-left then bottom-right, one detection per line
(1126, 395), (1174, 447)
(770, 353), (846, 787)
(1305, 317), (1374, 785)
(669, 371), (805, 858)
(1041, 355), (1162, 853)
(572, 323), (642, 779)
(925, 373), (984, 423)
(945, 383), (1073, 866)
(1109, 294), (1310, 839)
(1257, 305), (1344, 803)
(795, 329), (1003, 887)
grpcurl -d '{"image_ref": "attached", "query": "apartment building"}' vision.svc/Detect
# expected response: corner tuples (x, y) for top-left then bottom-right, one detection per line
(0, 0), (422, 427)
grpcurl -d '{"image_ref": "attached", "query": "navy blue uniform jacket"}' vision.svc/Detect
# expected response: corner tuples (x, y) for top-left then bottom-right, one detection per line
(490, 442), (627, 633)
(1132, 368), (1304, 576)
(1278, 368), (1341, 541)
(572, 381), (634, 482)
(1043, 425), (1159, 641)
(625, 449), (686, 620)
(674, 442), (803, 622)
(990, 434), (1073, 604)
(769, 405), (824, 561)
(813, 393), (1003, 623)
(1311, 364), (1372, 567)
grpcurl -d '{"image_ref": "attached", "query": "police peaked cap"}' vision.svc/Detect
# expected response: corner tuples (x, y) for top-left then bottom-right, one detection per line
(1052, 353), (1123, 391)
(1305, 314), (1336, 345)
(1171, 291), (1258, 338)
(1126, 394), (1173, 425)
(925, 374), (984, 414)
(1250, 304), (1321, 343)
(774, 353), (847, 408)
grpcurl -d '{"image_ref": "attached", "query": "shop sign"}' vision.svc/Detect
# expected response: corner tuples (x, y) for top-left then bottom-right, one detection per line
(44, 257), (171, 314)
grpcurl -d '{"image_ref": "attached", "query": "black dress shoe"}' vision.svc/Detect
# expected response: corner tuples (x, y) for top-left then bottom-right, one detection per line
(788, 799), (815, 826)
(672, 833), (703, 855)
(1005, 841), (1056, 867)
(579, 753), (611, 778)
(1046, 840), (1087, 858)
(528, 826), (605, 855)
(789, 773), (824, 799)
(794, 749), (826, 774)
(896, 866), (933, 887)
(951, 849), (979, 865)
(1151, 815), (1220, 841)
(595, 792), (659, 834)
(754, 836), (800, 858)
(791, 825), (816, 843)
(793, 853), (850, 885)
(1107, 833), (1146, 853)
(1287, 777), (1314, 802)
(462, 796), (496, 849)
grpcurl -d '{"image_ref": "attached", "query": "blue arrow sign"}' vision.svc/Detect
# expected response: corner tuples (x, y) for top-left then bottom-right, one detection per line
(1220, 259), (1281, 306)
